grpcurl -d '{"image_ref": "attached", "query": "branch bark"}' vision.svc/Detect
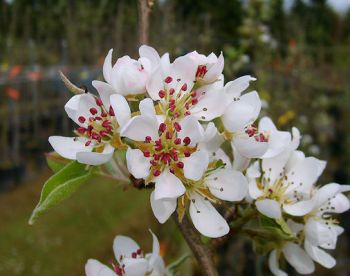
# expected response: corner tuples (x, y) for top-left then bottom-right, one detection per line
(173, 214), (219, 276)
(137, 0), (153, 45)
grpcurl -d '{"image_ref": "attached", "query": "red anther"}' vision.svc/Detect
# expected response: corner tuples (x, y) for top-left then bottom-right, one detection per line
(153, 170), (161, 177)
(184, 111), (191, 116)
(78, 116), (86, 123)
(164, 76), (173, 83)
(102, 120), (111, 127)
(136, 249), (142, 255)
(161, 153), (171, 164)
(143, 151), (151, 157)
(155, 145), (163, 151)
(158, 123), (167, 133)
(173, 122), (181, 132)
(153, 154), (160, 160)
(109, 106), (115, 116)
(85, 141), (92, 146)
(150, 160), (157, 166)
(77, 127), (86, 134)
(104, 126), (112, 133)
(131, 252), (137, 258)
(169, 88), (175, 95)
(177, 162), (184, 169)
(166, 131), (173, 139)
(191, 91), (197, 97)
(90, 107), (98, 115)
(95, 116), (102, 121)
(255, 133), (268, 142)
(185, 103), (190, 110)
(158, 90), (166, 98)
(101, 112), (107, 117)
(169, 99), (176, 105)
(172, 152), (179, 161)
(181, 83), (187, 91)
(173, 112), (180, 118)
(95, 97), (103, 106)
(145, 136), (152, 143)
(174, 138), (181, 145)
(184, 151), (191, 157)
(169, 105), (176, 112)
(170, 168), (175, 174)
(191, 98), (198, 105)
(268, 188), (273, 194)
(100, 130), (109, 137)
(115, 267), (123, 276)
(91, 132), (101, 142)
(155, 139), (162, 146)
(183, 136), (191, 145)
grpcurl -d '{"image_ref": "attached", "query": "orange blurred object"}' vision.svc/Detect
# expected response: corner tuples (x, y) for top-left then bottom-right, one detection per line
(5, 87), (20, 101)
(288, 38), (297, 49)
(28, 71), (42, 81)
(159, 241), (167, 257)
(9, 65), (23, 79)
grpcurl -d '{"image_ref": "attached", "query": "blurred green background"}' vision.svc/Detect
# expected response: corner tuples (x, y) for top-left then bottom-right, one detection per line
(1, 0), (350, 275)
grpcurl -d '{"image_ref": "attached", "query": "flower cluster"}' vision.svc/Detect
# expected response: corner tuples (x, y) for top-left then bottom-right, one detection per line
(85, 230), (165, 276)
(49, 45), (350, 275)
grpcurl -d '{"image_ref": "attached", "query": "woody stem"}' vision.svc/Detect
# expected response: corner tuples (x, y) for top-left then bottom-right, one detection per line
(173, 214), (218, 276)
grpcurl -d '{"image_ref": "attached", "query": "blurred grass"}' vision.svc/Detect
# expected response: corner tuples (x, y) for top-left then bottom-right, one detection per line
(0, 170), (167, 275)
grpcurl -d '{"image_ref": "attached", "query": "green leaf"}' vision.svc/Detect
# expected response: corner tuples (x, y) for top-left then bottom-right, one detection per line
(29, 161), (93, 224)
(45, 151), (70, 173)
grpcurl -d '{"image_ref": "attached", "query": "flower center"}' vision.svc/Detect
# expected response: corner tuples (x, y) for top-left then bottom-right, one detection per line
(136, 120), (196, 182)
(157, 76), (199, 120)
(75, 96), (118, 147)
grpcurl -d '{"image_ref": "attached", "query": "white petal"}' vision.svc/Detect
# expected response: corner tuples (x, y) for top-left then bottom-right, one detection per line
(139, 98), (156, 117)
(75, 93), (100, 127)
(148, 229), (160, 256)
(85, 259), (116, 276)
(206, 169), (248, 201)
(210, 148), (231, 166)
(262, 150), (290, 184)
(123, 258), (149, 276)
(285, 150), (305, 173)
(268, 250), (287, 276)
(183, 150), (209, 181)
(189, 193), (229, 238)
(191, 89), (228, 121)
(282, 242), (315, 274)
(139, 45), (160, 69)
(113, 236), (140, 263)
(285, 157), (327, 194)
(154, 170), (186, 200)
(225, 75), (256, 99)
(203, 52), (224, 83)
(232, 144), (250, 171)
(260, 119), (291, 158)
(146, 66), (164, 101)
(246, 161), (261, 179)
(149, 255), (166, 276)
(233, 136), (268, 158)
(110, 94), (131, 127)
(48, 136), (92, 160)
(120, 115), (159, 141)
(177, 116), (204, 145)
(283, 199), (315, 216)
(92, 80), (117, 107)
(248, 180), (263, 199)
(255, 199), (282, 219)
(76, 144), (114, 165)
(305, 218), (337, 248)
(329, 193), (350, 213)
(287, 219), (304, 235)
(103, 49), (113, 84)
(304, 240), (336, 269)
(200, 123), (224, 155)
(150, 192), (177, 224)
(64, 94), (83, 124)
(315, 183), (341, 208)
(126, 148), (151, 179)
(222, 91), (261, 132)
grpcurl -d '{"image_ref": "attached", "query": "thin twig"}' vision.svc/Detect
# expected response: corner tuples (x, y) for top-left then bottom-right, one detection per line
(173, 214), (219, 276)
(137, 0), (154, 45)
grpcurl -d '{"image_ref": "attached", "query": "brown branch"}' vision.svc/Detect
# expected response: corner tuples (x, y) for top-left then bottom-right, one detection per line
(173, 214), (218, 276)
(137, 0), (154, 45)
